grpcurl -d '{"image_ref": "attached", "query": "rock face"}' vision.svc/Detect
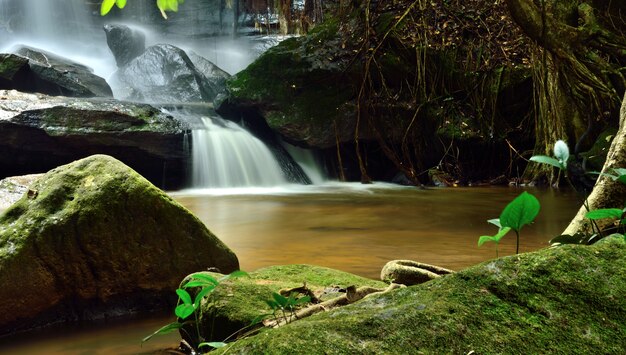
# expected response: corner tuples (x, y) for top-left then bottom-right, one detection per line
(0, 155), (239, 336)
(216, 238), (626, 354)
(0, 46), (113, 98)
(0, 90), (189, 189)
(103, 24), (146, 68)
(110, 44), (227, 104)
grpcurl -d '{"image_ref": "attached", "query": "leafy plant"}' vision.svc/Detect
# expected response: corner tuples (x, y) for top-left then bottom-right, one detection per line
(100, 0), (185, 18)
(478, 191), (540, 255)
(142, 270), (247, 352)
(529, 139), (570, 172)
(265, 292), (311, 325)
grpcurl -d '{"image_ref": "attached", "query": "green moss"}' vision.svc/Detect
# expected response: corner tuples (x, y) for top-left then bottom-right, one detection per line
(195, 265), (386, 342)
(216, 238), (626, 353)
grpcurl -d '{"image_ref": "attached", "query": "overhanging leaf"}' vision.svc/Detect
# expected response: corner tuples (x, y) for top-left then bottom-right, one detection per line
(141, 322), (183, 344)
(478, 226), (511, 247)
(176, 289), (192, 305)
(529, 155), (564, 170)
(500, 192), (540, 232)
(585, 208), (623, 220)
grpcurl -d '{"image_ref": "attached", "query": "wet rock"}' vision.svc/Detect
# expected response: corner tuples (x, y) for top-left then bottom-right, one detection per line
(111, 44), (227, 104)
(0, 155), (239, 336)
(380, 260), (454, 285)
(0, 90), (189, 189)
(4, 45), (113, 98)
(103, 24), (146, 68)
(218, 237), (626, 354)
(187, 50), (230, 101)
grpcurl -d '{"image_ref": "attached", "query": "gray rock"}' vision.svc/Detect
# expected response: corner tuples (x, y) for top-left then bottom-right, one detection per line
(111, 44), (226, 104)
(0, 90), (189, 189)
(187, 50), (230, 100)
(381, 260), (454, 285)
(9, 45), (113, 98)
(103, 24), (146, 68)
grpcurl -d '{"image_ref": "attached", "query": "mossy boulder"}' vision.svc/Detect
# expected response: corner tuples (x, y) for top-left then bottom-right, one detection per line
(216, 238), (626, 354)
(0, 155), (239, 336)
(192, 264), (387, 342)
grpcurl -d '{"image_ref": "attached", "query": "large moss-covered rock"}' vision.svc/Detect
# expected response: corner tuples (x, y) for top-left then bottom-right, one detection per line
(0, 90), (189, 189)
(193, 264), (386, 342)
(0, 155), (239, 336)
(216, 238), (626, 354)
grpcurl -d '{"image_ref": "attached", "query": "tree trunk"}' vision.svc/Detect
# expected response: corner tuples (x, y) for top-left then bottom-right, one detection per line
(563, 93), (626, 236)
(505, 0), (626, 182)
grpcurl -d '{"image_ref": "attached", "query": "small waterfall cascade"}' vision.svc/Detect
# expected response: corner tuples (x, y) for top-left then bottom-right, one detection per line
(192, 116), (287, 188)
(283, 143), (326, 184)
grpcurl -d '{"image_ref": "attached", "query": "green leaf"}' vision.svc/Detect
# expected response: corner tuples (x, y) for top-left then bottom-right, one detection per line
(272, 292), (288, 307)
(186, 273), (219, 286)
(100, 0), (116, 15)
(478, 226), (511, 247)
(249, 313), (272, 325)
(500, 192), (540, 232)
(141, 322), (183, 344)
(183, 281), (213, 288)
(175, 303), (195, 320)
(487, 218), (501, 229)
(585, 208), (623, 220)
(193, 285), (216, 309)
(218, 270), (249, 282)
(295, 295), (311, 305)
(529, 155), (563, 170)
(175, 289), (192, 305)
(116, 0), (127, 8)
(265, 299), (279, 310)
(198, 342), (227, 349)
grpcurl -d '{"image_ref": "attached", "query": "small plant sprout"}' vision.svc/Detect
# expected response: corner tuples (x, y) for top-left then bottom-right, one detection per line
(478, 191), (540, 255)
(266, 292), (311, 325)
(529, 139), (570, 171)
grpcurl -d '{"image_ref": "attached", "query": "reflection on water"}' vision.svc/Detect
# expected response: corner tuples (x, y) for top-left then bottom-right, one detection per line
(172, 185), (580, 279)
(0, 185), (580, 354)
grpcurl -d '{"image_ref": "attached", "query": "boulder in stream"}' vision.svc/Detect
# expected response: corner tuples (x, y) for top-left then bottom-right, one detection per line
(110, 44), (228, 104)
(215, 237), (626, 353)
(0, 90), (189, 189)
(0, 155), (239, 336)
(0, 46), (113, 98)
(103, 24), (146, 68)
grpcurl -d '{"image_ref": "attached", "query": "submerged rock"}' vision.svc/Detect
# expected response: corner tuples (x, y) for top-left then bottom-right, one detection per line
(0, 155), (239, 336)
(0, 90), (189, 189)
(110, 44), (228, 104)
(0, 46), (113, 98)
(103, 24), (146, 68)
(216, 238), (626, 353)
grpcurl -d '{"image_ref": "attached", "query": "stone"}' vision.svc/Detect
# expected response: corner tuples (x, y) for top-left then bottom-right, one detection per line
(0, 155), (239, 336)
(215, 237), (626, 353)
(103, 24), (146, 68)
(187, 50), (231, 101)
(110, 44), (227, 104)
(0, 90), (189, 189)
(380, 260), (454, 285)
(6, 46), (113, 98)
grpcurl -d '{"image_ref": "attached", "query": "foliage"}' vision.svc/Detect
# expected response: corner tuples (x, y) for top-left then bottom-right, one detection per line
(529, 139), (570, 171)
(478, 191), (540, 255)
(100, 0), (185, 18)
(142, 270), (247, 351)
(265, 292), (311, 325)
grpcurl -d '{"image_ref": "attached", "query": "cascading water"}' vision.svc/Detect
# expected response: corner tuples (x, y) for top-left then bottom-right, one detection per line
(192, 116), (287, 188)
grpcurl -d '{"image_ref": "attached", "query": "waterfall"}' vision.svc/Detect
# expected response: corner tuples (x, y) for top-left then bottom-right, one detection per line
(192, 116), (287, 188)
(283, 143), (326, 184)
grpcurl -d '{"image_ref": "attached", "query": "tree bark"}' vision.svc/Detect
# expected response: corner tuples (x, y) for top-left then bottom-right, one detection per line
(563, 92), (626, 236)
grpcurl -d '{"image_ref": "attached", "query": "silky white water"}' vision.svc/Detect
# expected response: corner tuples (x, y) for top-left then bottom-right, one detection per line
(192, 116), (287, 188)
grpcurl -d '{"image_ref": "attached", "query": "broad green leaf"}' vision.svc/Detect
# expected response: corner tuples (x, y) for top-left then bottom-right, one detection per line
(618, 174), (626, 185)
(193, 285), (216, 308)
(116, 0), (127, 8)
(529, 155), (563, 170)
(100, 0), (116, 15)
(478, 226), (511, 247)
(295, 295), (312, 305)
(199, 342), (227, 349)
(141, 322), (183, 343)
(184, 281), (213, 288)
(265, 299), (279, 309)
(175, 303), (195, 320)
(186, 273), (219, 286)
(487, 218), (501, 229)
(272, 292), (288, 307)
(500, 192), (540, 232)
(176, 289), (192, 305)
(585, 208), (623, 220)
(613, 168), (626, 176)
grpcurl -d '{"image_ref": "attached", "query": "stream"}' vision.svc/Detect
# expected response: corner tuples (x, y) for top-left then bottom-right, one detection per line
(0, 184), (580, 354)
